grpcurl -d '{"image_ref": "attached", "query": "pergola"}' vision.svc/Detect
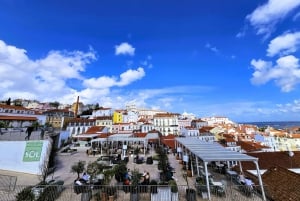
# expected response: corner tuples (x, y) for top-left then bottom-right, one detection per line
(90, 133), (160, 156)
(175, 137), (266, 201)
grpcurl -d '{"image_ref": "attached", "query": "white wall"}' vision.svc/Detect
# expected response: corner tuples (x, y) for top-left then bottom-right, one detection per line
(57, 130), (71, 148)
(0, 140), (51, 175)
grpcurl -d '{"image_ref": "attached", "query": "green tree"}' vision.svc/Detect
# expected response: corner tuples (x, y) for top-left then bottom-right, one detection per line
(71, 160), (86, 179)
(49, 101), (60, 109)
(6, 98), (11, 105)
(0, 121), (6, 128)
(81, 109), (93, 115)
(94, 103), (100, 110)
(86, 161), (104, 182)
(130, 168), (142, 193)
(31, 121), (39, 130)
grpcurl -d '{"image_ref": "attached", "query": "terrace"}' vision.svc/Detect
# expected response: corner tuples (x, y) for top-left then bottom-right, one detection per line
(0, 138), (271, 201)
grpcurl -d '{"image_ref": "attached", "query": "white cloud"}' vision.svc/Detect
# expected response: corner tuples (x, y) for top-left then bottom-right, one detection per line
(0, 39), (147, 105)
(236, 25), (248, 38)
(0, 40), (96, 102)
(83, 67), (145, 88)
(117, 67), (145, 86)
(246, 0), (300, 38)
(140, 55), (153, 69)
(277, 99), (300, 113)
(115, 42), (135, 56)
(267, 32), (300, 57)
(205, 43), (219, 53)
(293, 11), (300, 20)
(251, 55), (300, 92)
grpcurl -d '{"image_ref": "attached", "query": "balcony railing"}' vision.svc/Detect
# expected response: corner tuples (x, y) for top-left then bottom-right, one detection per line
(2, 184), (267, 201)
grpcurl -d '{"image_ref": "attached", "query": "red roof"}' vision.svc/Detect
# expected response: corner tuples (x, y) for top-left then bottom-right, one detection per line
(262, 166), (300, 201)
(0, 115), (37, 121)
(160, 135), (176, 149)
(84, 126), (106, 134)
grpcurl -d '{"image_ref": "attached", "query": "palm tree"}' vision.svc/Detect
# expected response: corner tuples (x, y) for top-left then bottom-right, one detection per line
(71, 160), (86, 179)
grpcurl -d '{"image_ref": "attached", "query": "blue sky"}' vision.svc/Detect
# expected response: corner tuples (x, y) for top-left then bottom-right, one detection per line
(1, 0), (300, 122)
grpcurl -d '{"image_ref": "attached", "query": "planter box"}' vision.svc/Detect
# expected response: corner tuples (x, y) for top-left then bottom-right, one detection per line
(171, 192), (178, 201)
(151, 187), (171, 201)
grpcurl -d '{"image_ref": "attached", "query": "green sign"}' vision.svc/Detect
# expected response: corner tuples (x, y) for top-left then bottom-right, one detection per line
(23, 141), (43, 162)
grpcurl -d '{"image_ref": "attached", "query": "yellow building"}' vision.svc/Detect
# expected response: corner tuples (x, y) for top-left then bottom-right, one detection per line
(113, 110), (124, 124)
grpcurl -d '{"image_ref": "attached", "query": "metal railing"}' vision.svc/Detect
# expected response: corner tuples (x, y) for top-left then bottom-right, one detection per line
(0, 184), (269, 201)
(0, 174), (17, 192)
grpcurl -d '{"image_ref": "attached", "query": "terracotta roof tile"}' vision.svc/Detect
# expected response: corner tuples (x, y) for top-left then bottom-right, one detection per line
(240, 151), (300, 170)
(84, 126), (106, 134)
(262, 166), (300, 201)
(0, 115), (37, 121)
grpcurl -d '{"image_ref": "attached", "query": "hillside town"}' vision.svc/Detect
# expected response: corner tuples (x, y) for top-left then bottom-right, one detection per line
(1, 97), (300, 201)
(1, 97), (300, 153)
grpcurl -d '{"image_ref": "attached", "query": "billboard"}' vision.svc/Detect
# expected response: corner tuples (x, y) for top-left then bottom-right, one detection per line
(23, 141), (43, 162)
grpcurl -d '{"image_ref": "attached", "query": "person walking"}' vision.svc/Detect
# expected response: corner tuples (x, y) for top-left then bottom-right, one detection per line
(40, 127), (45, 140)
(25, 126), (34, 140)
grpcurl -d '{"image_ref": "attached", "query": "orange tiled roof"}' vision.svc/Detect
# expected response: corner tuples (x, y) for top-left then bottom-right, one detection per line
(262, 166), (300, 201)
(133, 133), (147, 138)
(0, 105), (31, 110)
(95, 116), (112, 120)
(239, 151), (300, 170)
(237, 141), (269, 152)
(199, 126), (214, 133)
(160, 135), (176, 149)
(84, 126), (106, 134)
(0, 115), (37, 121)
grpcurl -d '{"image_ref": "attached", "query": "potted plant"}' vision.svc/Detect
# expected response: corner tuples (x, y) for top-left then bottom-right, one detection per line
(16, 186), (34, 201)
(169, 180), (178, 201)
(150, 179), (158, 194)
(183, 171), (196, 201)
(70, 160), (86, 179)
(113, 162), (127, 183)
(130, 168), (142, 201)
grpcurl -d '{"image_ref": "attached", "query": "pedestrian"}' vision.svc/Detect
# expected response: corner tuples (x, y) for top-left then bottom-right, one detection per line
(25, 126), (34, 140)
(40, 127), (45, 140)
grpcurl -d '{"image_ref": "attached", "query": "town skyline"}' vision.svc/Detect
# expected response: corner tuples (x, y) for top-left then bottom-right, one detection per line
(1, 0), (300, 122)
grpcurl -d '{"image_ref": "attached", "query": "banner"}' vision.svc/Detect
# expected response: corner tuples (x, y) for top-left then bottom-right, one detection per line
(23, 141), (43, 162)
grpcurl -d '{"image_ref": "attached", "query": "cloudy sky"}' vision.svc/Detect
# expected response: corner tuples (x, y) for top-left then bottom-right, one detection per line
(1, 0), (300, 122)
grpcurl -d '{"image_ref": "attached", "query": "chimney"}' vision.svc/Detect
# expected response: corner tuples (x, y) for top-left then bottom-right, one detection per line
(74, 96), (79, 118)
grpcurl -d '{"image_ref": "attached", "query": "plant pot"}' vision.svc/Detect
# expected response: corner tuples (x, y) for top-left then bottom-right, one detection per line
(108, 195), (114, 201)
(187, 170), (192, 177)
(186, 189), (196, 201)
(171, 192), (179, 201)
(101, 192), (107, 201)
(130, 192), (139, 201)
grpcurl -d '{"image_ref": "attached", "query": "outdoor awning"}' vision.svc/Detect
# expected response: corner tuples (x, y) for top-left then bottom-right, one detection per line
(175, 137), (266, 201)
(176, 137), (258, 162)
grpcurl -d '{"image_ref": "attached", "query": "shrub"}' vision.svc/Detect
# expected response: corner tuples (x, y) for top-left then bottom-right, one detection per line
(16, 186), (34, 201)
(168, 180), (178, 193)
